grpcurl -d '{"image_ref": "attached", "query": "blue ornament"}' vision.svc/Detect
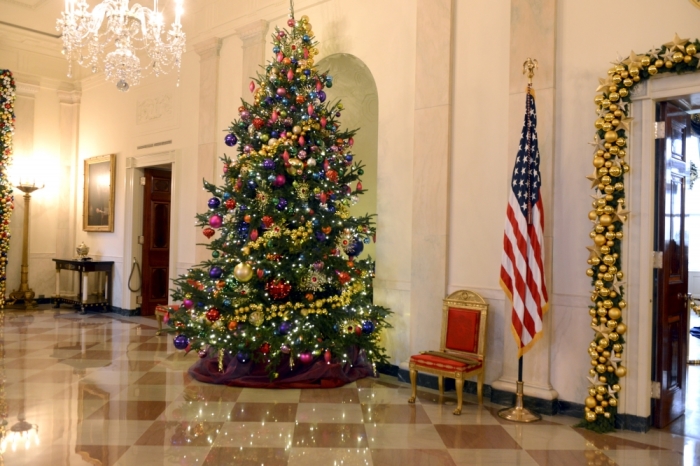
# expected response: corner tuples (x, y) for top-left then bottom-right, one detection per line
(273, 46), (280, 53)
(262, 159), (275, 170)
(303, 34), (310, 42)
(362, 321), (375, 334)
(312, 172), (320, 181)
(309, 91), (317, 99)
(329, 193), (337, 201)
(236, 351), (250, 363)
(318, 90), (326, 102)
(271, 131), (279, 138)
(223, 299), (231, 307)
(225, 133), (237, 146)
(173, 334), (189, 350)
(301, 115), (309, 121)
(347, 240), (364, 257)
(208, 197), (221, 209)
(363, 237), (371, 244)
(276, 198), (288, 210)
(290, 86), (298, 93)
(282, 98), (289, 106)
(239, 204), (248, 211)
(327, 204), (336, 214)
(223, 192), (231, 200)
(345, 154), (353, 163)
(315, 231), (327, 242)
(291, 57), (298, 64)
(209, 267), (223, 279)
(247, 180), (258, 190)
(279, 321), (292, 335)
(311, 218), (320, 227)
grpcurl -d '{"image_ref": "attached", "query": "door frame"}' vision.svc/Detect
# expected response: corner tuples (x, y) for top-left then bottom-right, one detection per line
(121, 150), (181, 312)
(626, 73), (700, 424)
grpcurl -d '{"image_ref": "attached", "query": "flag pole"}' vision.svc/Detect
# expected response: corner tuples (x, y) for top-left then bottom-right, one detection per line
(498, 58), (542, 423)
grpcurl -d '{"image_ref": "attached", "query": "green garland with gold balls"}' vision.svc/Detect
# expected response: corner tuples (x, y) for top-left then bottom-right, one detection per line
(0, 71), (15, 309)
(582, 34), (699, 433)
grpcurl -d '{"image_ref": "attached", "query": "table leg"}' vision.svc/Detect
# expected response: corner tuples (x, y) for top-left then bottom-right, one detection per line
(81, 272), (89, 314)
(54, 270), (61, 308)
(104, 272), (110, 311)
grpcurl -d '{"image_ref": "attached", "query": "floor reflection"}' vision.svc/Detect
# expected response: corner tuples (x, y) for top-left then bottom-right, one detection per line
(0, 307), (696, 465)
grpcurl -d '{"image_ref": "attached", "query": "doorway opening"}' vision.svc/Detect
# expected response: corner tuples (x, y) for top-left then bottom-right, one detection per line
(652, 95), (700, 432)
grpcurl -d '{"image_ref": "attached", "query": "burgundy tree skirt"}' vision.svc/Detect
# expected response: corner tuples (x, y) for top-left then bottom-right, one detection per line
(188, 347), (375, 388)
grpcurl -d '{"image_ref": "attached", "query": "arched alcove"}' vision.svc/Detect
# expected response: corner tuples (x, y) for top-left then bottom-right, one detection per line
(316, 53), (378, 259)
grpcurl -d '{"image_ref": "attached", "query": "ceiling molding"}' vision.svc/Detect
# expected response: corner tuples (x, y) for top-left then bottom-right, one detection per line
(0, 0), (49, 9)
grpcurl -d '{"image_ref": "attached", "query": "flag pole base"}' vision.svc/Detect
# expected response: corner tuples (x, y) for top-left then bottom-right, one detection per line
(497, 381), (541, 423)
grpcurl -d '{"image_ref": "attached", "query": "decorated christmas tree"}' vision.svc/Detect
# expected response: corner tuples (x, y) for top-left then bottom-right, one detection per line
(167, 13), (391, 386)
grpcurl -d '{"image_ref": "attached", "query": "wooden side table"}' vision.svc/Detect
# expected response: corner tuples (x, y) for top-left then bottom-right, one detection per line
(52, 259), (114, 314)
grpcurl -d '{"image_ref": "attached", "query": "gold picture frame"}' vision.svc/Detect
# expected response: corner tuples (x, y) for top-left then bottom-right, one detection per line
(83, 154), (116, 232)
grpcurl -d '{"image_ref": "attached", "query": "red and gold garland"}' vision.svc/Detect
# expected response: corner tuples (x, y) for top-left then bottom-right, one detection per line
(584, 34), (699, 432)
(0, 70), (15, 309)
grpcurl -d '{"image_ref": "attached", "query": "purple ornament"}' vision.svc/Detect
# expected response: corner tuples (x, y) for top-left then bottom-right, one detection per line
(173, 334), (189, 350)
(318, 90), (326, 102)
(208, 197), (221, 209)
(244, 145), (253, 153)
(280, 344), (291, 354)
(209, 267), (223, 279)
(209, 215), (223, 229)
(198, 349), (208, 358)
(240, 111), (250, 121)
(276, 198), (288, 211)
(236, 351), (250, 363)
(224, 133), (238, 146)
(262, 158), (275, 170)
(279, 321), (292, 335)
(183, 299), (194, 309)
(361, 321), (375, 334)
(299, 352), (313, 364)
(315, 231), (327, 242)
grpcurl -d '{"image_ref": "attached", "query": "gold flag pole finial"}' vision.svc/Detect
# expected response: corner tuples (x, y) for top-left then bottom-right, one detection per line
(523, 58), (539, 85)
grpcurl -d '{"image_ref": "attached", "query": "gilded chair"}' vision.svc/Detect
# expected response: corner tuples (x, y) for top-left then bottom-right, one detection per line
(407, 290), (488, 415)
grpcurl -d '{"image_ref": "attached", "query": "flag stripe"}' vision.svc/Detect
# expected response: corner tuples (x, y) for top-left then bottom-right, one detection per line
(499, 88), (549, 357)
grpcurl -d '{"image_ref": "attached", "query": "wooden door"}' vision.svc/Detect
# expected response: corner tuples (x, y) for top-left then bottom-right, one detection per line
(654, 101), (690, 428)
(141, 169), (172, 316)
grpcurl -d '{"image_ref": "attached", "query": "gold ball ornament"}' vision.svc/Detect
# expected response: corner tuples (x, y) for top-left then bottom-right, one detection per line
(595, 405), (605, 414)
(687, 44), (698, 56)
(612, 384), (621, 392)
(233, 263), (254, 282)
(598, 338), (610, 348)
(615, 323), (627, 335)
(608, 308), (621, 320)
(609, 398), (618, 407)
(286, 158), (304, 175)
(673, 51), (684, 63)
(585, 396), (598, 408)
(594, 234), (606, 246)
(666, 60), (674, 69)
(648, 65), (658, 75)
(608, 332), (619, 341)
(619, 88), (629, 98)
(609, 166), (622, 177)
(599, 214), (613, 226)
(604, 131), (618, 143)
(585, 411), (597, 422)
(615, 365), (627, 377)
(685, 55), (693, 64)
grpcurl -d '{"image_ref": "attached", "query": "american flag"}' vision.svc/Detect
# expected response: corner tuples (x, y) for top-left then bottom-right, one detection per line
(499, 87), (549, 357)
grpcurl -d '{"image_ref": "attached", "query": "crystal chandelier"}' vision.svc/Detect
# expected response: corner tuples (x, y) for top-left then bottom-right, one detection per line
(57, 0), (186, 92)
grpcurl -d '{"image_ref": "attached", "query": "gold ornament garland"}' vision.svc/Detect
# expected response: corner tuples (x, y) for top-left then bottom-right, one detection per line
(583, 34), (699, 432)
(0, 71), (15, 308)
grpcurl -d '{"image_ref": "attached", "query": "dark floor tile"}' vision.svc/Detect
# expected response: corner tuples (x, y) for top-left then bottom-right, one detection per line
(298, 388), (359, 403)
(292, 422), (368, 448)
(134, 371), (193, 386)
(575, 427), (664, 450)
(87, 400), (167, 421)
(528, 449), (617, 466)
(135, 420), (223, 446)
(230, 402), (298, 422)
(361, 403), (431, 423)
(434, 424), (521, 449)
(371, 449), (457, 465)
(181, 385), (242, 402)
(203, 447), (289, 466)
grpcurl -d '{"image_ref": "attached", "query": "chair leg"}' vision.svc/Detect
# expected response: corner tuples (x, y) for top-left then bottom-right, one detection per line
(454, 375), (463, 415)
(438, 375), (444, 395)
(408, 368), (417, 404)
(156, 313), (163, 336)
(477, 370), (485, 404)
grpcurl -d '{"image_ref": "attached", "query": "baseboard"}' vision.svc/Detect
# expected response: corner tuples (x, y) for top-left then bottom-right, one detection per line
(382, 364), (650, 431)
(110, 306), (141, 316)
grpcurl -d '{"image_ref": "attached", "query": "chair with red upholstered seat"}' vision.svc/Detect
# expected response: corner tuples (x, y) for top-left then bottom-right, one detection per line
(407, 290), (488, 415)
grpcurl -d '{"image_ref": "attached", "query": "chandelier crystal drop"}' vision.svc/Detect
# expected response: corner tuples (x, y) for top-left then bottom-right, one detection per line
(57, 0), (186, 92)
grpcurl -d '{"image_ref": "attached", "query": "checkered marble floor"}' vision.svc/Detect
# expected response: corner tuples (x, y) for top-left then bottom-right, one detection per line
(0, 308), (698, 466)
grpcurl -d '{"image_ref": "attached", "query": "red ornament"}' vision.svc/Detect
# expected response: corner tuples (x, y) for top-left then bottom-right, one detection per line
(203, 228), (215, 239)
(337, 272), (351, 284)
(225, 199), (236, 210)
(322, 226), (331, 234)
(326, 170), (338, 183)
(260, 342), (271, 354)
(262, 216), (274, 228)
(206, 308), (221, 322)
(228, 321), (238, 331)
(354, 325), (362, 335)
(324, 350), (332, 363)
(253, 117), (265, 129)
(266, 280), (292, 300)
(356, 182), (363, 191)
(257, 269), (264, 279)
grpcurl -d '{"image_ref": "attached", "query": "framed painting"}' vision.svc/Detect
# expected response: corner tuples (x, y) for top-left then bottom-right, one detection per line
(83, 154), (116, 232)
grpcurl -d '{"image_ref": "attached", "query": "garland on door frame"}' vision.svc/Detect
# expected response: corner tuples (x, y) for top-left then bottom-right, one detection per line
(583, 34), (700, 433)
(0, 71), (15, 309)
